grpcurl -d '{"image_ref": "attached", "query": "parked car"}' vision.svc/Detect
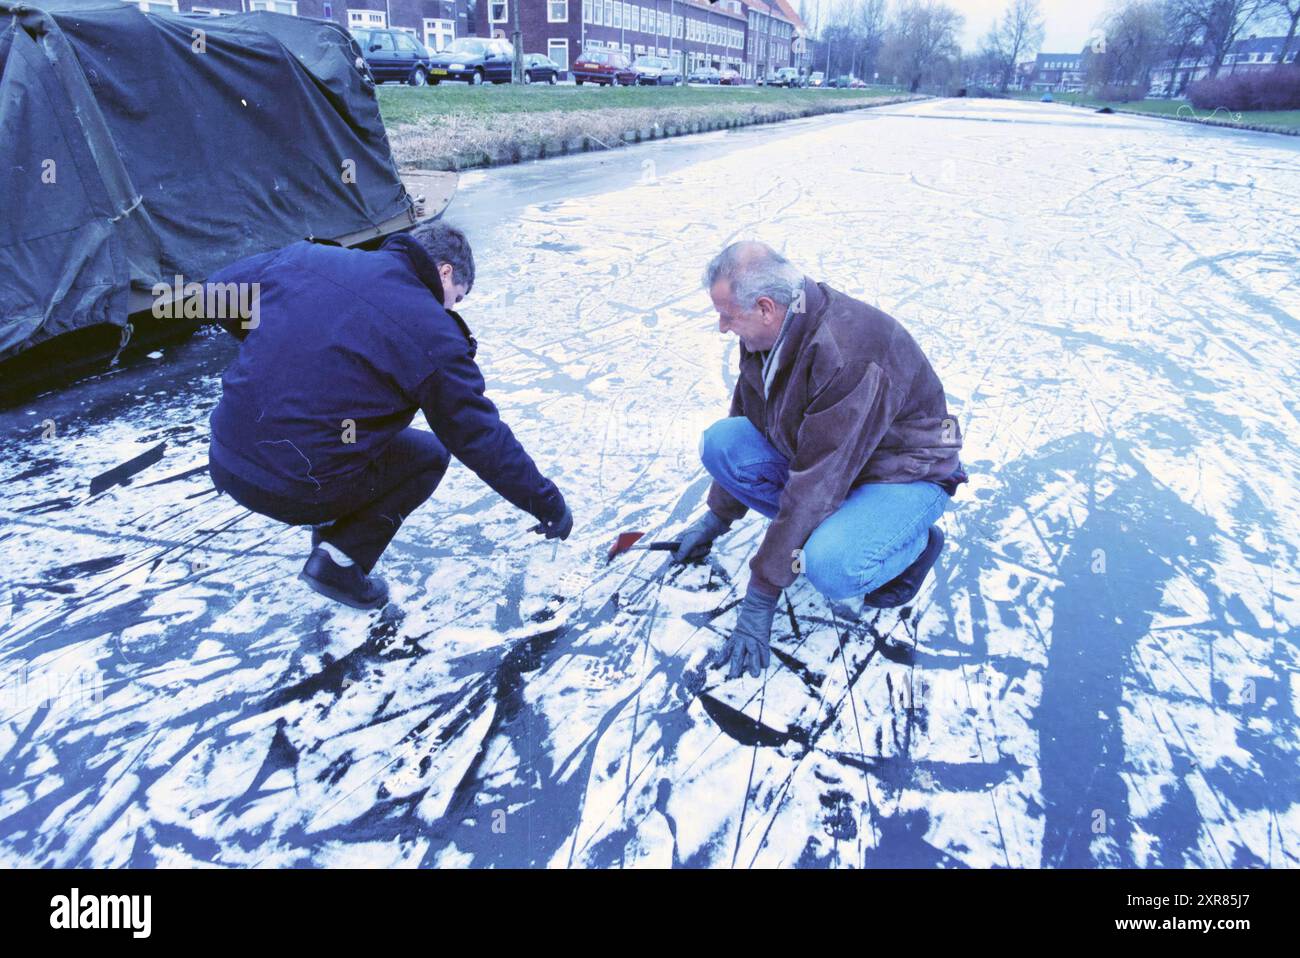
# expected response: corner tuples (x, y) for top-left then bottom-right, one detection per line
(830, 75), (852, 88)
(352, 28), (432, 86)
(522, 53), (561, 84)
(808, 71), (825, 88)
(850, 77), (867, 88)
(426, 37), (515, 85)
(572, 48), (637, 86)
(688, 66), (721, 84)
(631, 55), (682, 85)
(718, 67), (742, 85)
(769, 67), (803, 87)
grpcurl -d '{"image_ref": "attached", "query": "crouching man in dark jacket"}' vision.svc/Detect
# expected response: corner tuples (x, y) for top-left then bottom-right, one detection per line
(206, 221), (571, 609)
(673, 242), (966, 677)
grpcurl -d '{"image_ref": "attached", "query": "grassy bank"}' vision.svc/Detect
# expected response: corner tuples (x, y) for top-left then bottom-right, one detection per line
(377, 84), (920, 169)
(1004, 90), (1300, 132)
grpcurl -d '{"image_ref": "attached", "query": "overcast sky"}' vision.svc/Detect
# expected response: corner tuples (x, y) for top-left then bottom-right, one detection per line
(805, 0), (1112, 53)
(951, 0), (1110, 50)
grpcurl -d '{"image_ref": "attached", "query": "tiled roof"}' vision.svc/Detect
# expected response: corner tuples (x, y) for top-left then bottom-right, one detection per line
(1229, 34), (1288, 55)
(767, 0), (806, 31)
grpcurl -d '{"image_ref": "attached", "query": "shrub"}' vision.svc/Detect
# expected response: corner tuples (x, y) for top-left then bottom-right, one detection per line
(1187, 70), (1300, 112)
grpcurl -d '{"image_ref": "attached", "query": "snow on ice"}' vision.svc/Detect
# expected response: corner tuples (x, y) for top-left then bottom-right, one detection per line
(1, 99), (1298, 867)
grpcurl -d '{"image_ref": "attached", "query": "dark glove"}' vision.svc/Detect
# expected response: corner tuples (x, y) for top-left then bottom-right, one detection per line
(671, 510), (732, 563)
(713, 584), (778, 679)
(530, 501), (573, 541)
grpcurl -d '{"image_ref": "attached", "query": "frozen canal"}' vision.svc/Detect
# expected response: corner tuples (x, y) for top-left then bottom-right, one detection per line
(2, 98), (1298, 868)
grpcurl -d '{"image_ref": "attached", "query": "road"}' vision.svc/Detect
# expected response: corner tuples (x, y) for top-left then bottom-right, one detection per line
(1, 98), (1297, 867)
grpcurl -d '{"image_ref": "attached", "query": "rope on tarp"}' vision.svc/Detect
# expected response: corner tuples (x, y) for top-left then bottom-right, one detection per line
(109, 195), (143, 223)
(109, 322), (133, 366)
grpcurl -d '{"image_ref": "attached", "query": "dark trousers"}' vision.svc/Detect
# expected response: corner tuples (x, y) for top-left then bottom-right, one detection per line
(209, 428), (450, 573)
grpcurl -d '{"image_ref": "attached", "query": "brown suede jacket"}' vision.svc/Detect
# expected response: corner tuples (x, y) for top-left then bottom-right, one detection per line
(707, 278), (967, 595)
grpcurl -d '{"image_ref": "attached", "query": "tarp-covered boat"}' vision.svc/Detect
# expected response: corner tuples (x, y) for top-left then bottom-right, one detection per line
(0, 0), (439, 400)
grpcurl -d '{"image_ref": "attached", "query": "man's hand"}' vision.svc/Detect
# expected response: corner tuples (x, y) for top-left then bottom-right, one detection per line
(530, 501), (573, 540)
(714, 584), (779, 679)
(671, 510), (732, 563)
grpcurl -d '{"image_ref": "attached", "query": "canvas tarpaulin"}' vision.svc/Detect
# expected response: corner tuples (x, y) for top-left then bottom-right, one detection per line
(0, 0), (413, 361)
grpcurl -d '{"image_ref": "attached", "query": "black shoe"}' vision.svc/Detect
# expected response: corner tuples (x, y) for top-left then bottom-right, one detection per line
(300, 547), (389, 610)
(863, 526), (944, 609)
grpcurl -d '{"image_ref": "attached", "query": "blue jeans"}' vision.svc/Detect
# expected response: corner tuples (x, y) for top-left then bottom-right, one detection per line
(700, 417), (949, 601)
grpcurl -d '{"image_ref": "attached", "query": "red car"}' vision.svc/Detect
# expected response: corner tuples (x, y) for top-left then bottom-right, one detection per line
(719, 68), (741, 85)
(572, 49), (637, 86)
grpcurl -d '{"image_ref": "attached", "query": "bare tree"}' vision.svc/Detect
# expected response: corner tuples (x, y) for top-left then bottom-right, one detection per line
(1263, 0), (1300, 65)
(1180, 0), (1264, 76)
(882, 0), (965, 92)
(1088, 0), (1168, 91)
(1159, 0), (1206, 94)
(982, 0), (1046, 92)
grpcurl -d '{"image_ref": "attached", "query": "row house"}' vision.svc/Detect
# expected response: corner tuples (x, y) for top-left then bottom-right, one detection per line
(473, 0), (749, 76)
(125, 0), (809, 80)
(128, 0), (475, 54)
(1028, 52), (1086, 93)
(1150, 34), (1298, 96)
(742, 0), (799, 82)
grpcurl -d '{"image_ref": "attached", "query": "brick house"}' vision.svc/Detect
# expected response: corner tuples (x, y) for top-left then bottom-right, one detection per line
(470, 0), (749, 77)
(1028, 52), (1085, 93)
(741, 0), (799, 82)
(121, 0), (807, 80)
(128, 0), (475, 53)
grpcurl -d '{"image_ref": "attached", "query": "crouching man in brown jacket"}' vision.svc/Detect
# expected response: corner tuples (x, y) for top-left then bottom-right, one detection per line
(672, 242), (967, 678)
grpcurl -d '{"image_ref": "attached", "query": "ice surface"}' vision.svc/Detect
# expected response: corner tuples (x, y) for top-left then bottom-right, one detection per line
(1, 99), (1298, 867)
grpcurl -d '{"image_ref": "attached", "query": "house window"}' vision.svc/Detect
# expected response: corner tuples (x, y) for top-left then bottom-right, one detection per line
(189, 5), (229, 13)
(548, 0), (567, 22)
(583, 0), (593, 23)
(548, 37), (569, 71)
(612, 2), (620, 28)
(423, 18), (455, 51)
(348, 9), (386, 28)
(134, 0), (179, 11)
(489, 0), (508, 24)
(603, 0), (613, 27)
(249, 0), (297, 13)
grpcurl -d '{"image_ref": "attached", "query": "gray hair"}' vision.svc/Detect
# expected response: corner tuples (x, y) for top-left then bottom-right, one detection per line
(702, 241), (802, 310)
(410, 219), (476, 294)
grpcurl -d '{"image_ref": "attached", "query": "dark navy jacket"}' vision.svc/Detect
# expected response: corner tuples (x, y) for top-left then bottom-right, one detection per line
(207, 234), (564, 523)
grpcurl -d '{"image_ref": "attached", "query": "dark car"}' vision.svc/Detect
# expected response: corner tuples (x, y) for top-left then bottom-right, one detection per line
(523, 53), (561, 84)
(718, 67), (742, 85)
(352, 28), (432, 86)
(688, 66), (721, 84)
(572, 48), (636, 86)
(426, 36), (515, 85)
(631, 55), (682, 86)
(830, 75), (853, 88)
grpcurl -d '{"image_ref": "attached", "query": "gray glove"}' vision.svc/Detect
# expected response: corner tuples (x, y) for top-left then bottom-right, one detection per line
(671, 510), (732, 563)
(714, 584), (778, 679)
